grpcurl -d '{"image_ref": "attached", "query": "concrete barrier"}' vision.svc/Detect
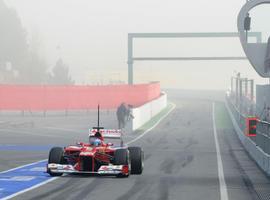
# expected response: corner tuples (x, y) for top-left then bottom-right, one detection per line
(225, 99), (270, 175)
(130, 92), (167, 131)
(0, 83), (161, 110)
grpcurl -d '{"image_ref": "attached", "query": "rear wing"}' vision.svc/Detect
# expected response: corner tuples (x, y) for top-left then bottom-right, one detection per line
(89, 129), (123, 139)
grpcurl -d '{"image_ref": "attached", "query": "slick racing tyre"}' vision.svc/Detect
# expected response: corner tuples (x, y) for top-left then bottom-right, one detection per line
(128, 147), (144, 174)
(114, 149), (129, 178)
(48, 147), (64, 176)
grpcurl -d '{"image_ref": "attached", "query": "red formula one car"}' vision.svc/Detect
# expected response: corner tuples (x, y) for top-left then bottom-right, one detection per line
(47, 121), (144, 177)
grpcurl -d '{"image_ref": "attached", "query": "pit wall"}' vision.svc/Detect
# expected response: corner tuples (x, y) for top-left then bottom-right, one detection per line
(0, 83), (160, 110)
(225, 98), (270, 175)
(130, 92), (167, 131)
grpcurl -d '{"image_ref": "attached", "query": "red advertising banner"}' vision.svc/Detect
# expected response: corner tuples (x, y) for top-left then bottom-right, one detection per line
(0, 82), (160, 110)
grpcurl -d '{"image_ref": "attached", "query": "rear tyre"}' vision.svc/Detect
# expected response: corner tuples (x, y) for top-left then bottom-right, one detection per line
(114, 149), (129, 178)
(48, 147), (64, 176)
(128, 147), (144, 174)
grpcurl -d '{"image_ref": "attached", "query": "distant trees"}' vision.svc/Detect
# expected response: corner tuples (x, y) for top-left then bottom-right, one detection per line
(0, 0), (74, 85)
(19, 52), (49, 84)
(0, 0), (28, 83)
(48, 58), (74, 85)
(0, 0), (28, 67)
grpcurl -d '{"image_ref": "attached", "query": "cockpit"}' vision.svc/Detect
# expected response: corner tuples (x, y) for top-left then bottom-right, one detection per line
(89, 137), (102, 146)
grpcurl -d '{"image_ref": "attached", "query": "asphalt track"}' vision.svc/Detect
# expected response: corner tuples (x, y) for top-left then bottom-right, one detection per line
(1, 90), (270, 200)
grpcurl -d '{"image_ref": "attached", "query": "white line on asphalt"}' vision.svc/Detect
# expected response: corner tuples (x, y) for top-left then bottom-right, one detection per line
(212, 102), (229, 200)
(0, 160), (47, 174)
(127, 103), (176, 145)
(1, 103), (176, 200)
(0, 159), (59, 200)
(0, 177), (59, 200)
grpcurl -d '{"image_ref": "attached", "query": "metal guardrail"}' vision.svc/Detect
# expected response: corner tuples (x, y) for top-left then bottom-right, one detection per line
(227, 97), (246, 133)
(227, 96), (270, 153)
(226, 96), (270, 177)
(256, 120), (270, 154)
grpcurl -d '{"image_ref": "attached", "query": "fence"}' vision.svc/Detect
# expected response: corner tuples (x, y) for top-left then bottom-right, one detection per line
(256, 121), (270, 154)
(227, 95), (270, 153)
(227, 97), (246, 133)
(0, 82), (161, 111)
(226, 96), (270, 175)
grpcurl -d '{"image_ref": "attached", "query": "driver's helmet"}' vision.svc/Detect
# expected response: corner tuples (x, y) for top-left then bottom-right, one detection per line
(89, 137), (102, 146)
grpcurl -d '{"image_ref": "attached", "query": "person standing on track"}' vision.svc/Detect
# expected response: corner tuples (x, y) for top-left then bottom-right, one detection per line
(116, 103), (127, 129)
(116, 103), (134, 129)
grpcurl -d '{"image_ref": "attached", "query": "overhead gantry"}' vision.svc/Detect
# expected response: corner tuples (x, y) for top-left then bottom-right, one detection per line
(127, 32), (261, 85)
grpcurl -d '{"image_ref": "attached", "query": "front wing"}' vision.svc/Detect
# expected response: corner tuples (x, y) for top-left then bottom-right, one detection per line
(47, 163), (126, 175)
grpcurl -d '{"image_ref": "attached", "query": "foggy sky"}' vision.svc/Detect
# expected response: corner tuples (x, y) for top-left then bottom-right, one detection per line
(4, 0), (270, 89)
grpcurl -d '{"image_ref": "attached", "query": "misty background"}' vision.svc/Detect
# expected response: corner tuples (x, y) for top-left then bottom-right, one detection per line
(1, 0), (270, 89)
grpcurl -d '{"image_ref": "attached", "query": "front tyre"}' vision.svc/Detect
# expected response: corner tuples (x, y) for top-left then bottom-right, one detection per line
(114, 149), (130, 178)
(128, 147), (144, 174)
(48, 147), (64, 176)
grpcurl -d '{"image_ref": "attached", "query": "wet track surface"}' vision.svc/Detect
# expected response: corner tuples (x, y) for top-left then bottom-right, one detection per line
(1, 90), (270, 200)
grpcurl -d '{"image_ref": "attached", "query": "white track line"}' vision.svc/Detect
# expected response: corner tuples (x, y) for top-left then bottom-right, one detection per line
(0, 159), (47, 174)
(127, 103), (176, 145)
(212, 102), (229, 200)
(0, 159), (57, 200)
(1, 103), (176, 200)
(0, 177), (59, 200)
